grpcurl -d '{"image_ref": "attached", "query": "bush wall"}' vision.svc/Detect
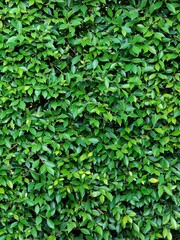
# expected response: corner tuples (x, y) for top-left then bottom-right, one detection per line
(0, 0), (180, 239)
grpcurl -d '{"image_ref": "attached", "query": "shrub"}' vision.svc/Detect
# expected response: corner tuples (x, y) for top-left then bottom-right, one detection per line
(0, 0), (179, 239)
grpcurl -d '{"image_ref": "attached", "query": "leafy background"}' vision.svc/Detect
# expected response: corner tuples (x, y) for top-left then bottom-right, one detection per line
(0, 0), (179, 239)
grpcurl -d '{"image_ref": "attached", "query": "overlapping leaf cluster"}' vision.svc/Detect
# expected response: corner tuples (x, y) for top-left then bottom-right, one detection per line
(0, 0), (180, 239)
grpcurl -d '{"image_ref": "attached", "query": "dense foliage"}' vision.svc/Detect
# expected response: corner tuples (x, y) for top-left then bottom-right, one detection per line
(0, 0), (180, 239)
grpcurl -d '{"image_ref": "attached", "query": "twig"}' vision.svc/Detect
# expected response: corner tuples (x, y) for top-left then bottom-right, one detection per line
(10, 143), (18, 150)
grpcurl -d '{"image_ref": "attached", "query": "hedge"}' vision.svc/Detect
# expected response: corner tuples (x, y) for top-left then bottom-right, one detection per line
(0, 0), (180, 239)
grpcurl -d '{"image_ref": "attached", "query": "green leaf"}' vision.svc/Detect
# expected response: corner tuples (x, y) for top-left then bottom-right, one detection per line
(91, 191), (101, 197)
(15, 20), (22, 34)
(29, 0), (35, 6)
(163, 215), (170, 225)
(46, 166), (54, 175)
(5, 139), (11, 148)
(95, 226), (103, 236)
(100, 194), (105, 203)
(149, 2), (163, 14)
(51, 101), (58, 110)
(141, 187), (152, 195)
(116, 150), (124, 159)
(154, 32), (165, 40)
(80, 228), (90, 234)
(139, 0), (147, 8)
(105, 192), (113, 202)
(163, 186), (173, 196)
(163, 228), (168, 238)
(7, 180), (13, 189)
(104, 112), (113, 121)
(72, 56), (80, 65)
(160, 136), (169, 146)
(155, 128), (164, 134)
(92, 59), (98, 69)
(171, 130), (180, 136)
(104, 77), (109, 88)
(60, 23), (69, 30)
(154, 1), (163, 10)
(80, 154), (87, 161)
(0, 188), (5, 194)
(158, 186), (164, 197)
(19, 101), (26, 110)
(54, 0), (64, 2)
(67, 222), (76, 233)
(171, 217), (178, 230)
(47, 219), (54, 229)
(40, 165), (47, 174)
(166, 3), (176, 14)
(7, 36), (18, 43)
(0, 228), (7, 236)
(30, 128), (37, 135)
(132, 45), (141, 54)
(123, 155), (129, 166)
(148, 46), (156, 55)
(122, 216), (129, 228)
(107, 8), (113, 18)
(133, 223), (140, 232)
(48, 125), (55, 132)
(152, 114), (158, 126)
(36, 216), (42, 225)
(87, 138), (99, 144)
(166, 229), (172, 240)
(47, 236), (56, 240)
(108, 161), (115, 170)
